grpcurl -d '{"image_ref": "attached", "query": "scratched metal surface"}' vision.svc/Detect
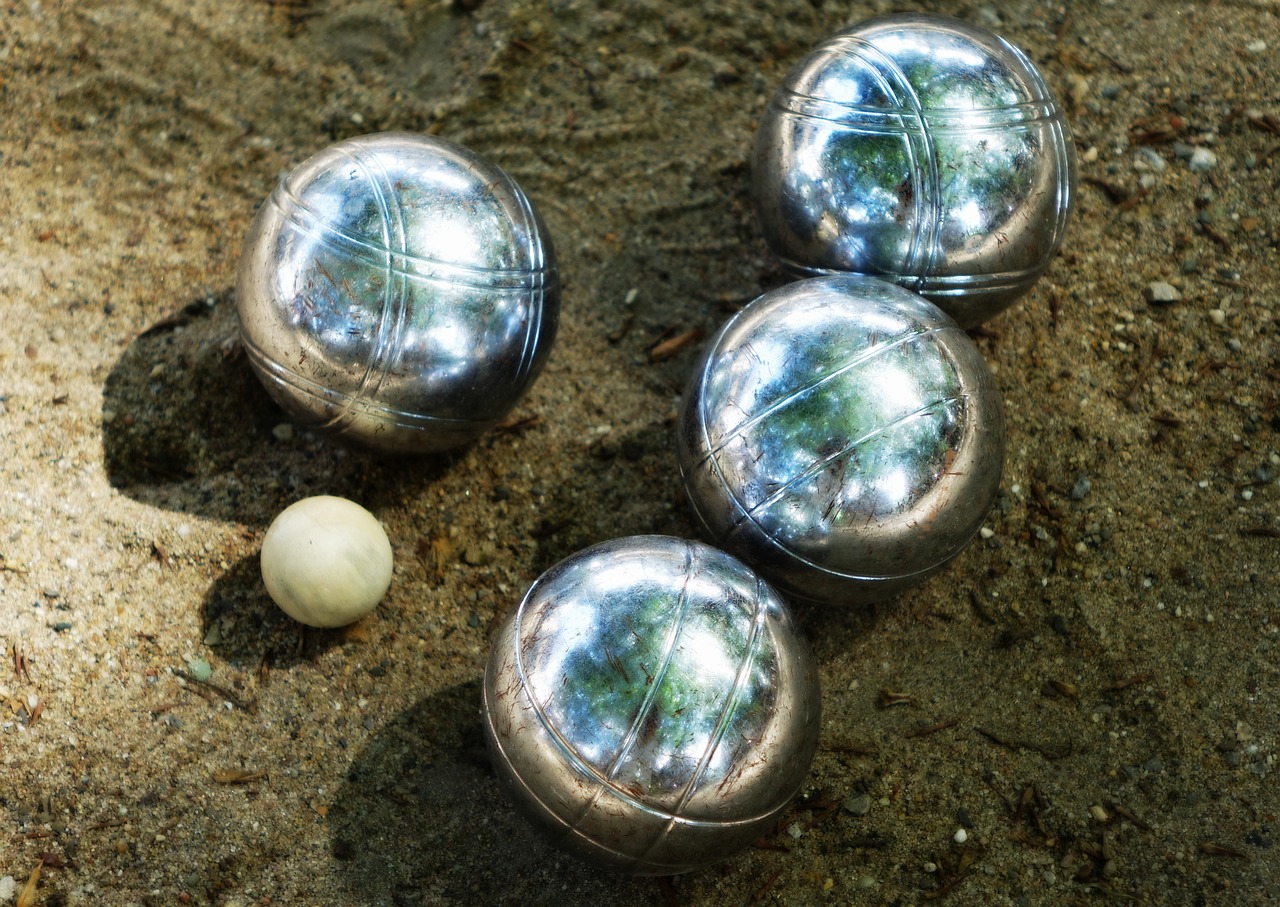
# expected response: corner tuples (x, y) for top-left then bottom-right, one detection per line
(1, 1), (1278, 904)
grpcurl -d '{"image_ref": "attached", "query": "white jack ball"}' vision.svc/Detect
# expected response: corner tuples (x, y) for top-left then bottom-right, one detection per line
(260, 495), (394, 628)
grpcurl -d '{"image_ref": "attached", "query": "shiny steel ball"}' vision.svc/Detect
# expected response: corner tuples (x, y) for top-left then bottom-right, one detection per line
(677, 276), (1004, 606)
(482, 535), (820, 875)
(752, 13), (1076, 328)
(237, 132), (559, 454)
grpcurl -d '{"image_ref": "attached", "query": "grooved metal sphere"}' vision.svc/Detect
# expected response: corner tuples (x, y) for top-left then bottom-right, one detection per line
(482, 535), (820, 875)
(677, 276), (1005, 606)
(237, 132), (559, 454)
(752, 13), (1076, 328)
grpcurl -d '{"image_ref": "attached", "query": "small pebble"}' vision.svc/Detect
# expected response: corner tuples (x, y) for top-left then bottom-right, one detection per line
(1144, 282), (1182, 305)
(1070, 475), (1092, 501)
(975, 5), (1002, 28)
(1134, 147), (1167, 172)
(1209, 309), (1226, 326)
(0, 876), (14, 901)
(184, 657), (213, 681)
(272, 422), (296, 443)
(1189, 148), (1217, 173)
(844, 792), (872, 816)
(954, 828), (969, 844)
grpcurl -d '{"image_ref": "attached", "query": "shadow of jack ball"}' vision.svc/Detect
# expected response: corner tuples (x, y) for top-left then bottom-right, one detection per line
(677, 276), (1005, 606)
(752, 13), (1076, 328)
(260, 496), (393, 628)
(237, 132), (559, 454)
(482, 536), (820, 875)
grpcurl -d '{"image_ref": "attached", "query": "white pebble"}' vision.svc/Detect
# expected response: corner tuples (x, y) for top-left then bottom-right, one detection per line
(0, 876), (14, 901)
(954, 828), (968, 844)
(260, 496), (394, 628)
(1209, 308), (1226, 326)
(979, 526), (995, 540)
(1189, 148), (1217, 173)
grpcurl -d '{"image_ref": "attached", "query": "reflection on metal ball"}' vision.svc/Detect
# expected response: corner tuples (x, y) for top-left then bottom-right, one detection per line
(752, 13), (1076, 328)
(482, 535), (820, 875)
(237, 132), (559, 454)
(677, 276), (1005, 606)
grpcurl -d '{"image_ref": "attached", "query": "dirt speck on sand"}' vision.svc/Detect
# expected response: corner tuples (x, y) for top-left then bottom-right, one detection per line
(2, 1), (1279, 904)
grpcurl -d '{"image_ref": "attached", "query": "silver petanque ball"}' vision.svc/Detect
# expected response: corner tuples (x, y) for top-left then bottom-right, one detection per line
(677, 276), (1004, 606)
(237, 132), (559, 454)
(752, 13), (1076, 328)
(482, 535), (820, 875)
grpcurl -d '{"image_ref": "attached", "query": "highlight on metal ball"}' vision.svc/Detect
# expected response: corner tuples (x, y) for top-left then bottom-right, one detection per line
(236, 131), (559, 454)
(482, 535), (821, 875)
(677, 275), (1005, 606)
(751, 13), (1076, 328)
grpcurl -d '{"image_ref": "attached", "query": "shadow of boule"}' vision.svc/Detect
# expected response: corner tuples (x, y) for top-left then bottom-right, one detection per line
(102, 290), (455, 527)
(329, 680), (659, 906)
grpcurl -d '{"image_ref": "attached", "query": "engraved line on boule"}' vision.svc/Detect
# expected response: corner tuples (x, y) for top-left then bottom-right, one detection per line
(698, 324), (952, 463)
(1008, 30), (1076, 255)
(506, 167), (551, 390)
(509, 547), (699, 834)
(811, 33), (929, 282)
(488, 717), (808, 832)
(269, 184), (553, 290)
(714, 469), (979, 588)
(773, 89), (1062, 130)
(723, 395), (967, 530)
(847, 34), (943, 286)
(579, 543), (698, 824)
(695, 396), (976, 585)
(1047, 109), (1075, 253)
(240, 333), (488, 428)
(878, 264), (1056, 295)
(630, 562), (771, 870)
(322, 145), (408, 437)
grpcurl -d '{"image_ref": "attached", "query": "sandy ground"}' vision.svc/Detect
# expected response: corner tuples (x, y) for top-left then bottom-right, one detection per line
(2, 0), (1279, 904)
